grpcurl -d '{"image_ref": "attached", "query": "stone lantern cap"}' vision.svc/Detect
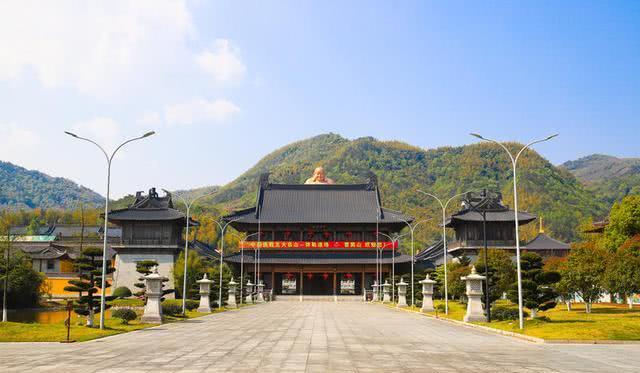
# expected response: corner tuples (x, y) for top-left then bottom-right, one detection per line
(228, 276), (237, 286)
(382, 280), (391, 288)
(144, 266), (168, 281)
(246, 280), (254, 287)
(372, 280), (379, 288)
(398, 277), (407, 286)
(462, 266), (486, 281)
(197, 273), (214, 284)
(419, 274), (436, 284)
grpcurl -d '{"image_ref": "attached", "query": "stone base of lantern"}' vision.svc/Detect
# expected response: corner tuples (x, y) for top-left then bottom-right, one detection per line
(463, 295), (487, 322)
(420, 297), (434, 312)
(197, 296), (212, 313)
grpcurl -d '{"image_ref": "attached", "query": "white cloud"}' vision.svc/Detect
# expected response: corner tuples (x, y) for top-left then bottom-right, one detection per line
(195, 39), (246, 83)
(0, 123), (41, 162)
(164, 99), (240, 126)
(0, 1), (193, 97)
(137, 111), (162, 126)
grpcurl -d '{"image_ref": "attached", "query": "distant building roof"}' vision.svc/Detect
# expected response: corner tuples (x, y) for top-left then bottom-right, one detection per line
(223, 173), (412, 225)
(446, 190), (536, 227)
(524, 233), (570, 250)
(584, 219), (608, 234)
(108, 187), (195, 224)
(189, 240), (219, 259)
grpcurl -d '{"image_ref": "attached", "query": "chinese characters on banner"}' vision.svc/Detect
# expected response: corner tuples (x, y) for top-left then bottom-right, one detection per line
(238, 241), (397, 250)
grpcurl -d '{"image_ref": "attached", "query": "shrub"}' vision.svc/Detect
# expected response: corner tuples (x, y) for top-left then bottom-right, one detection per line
(113, 286), (132, 299)
(491, 305), (529, 321)
(163, 299), (199, 311)
(112, 308), (137, 324)
(162, 302), (183, 316)
(109, 298), (144, 307)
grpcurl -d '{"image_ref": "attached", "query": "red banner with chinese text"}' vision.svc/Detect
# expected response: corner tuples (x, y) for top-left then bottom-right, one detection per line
(238, 241), (397, 250)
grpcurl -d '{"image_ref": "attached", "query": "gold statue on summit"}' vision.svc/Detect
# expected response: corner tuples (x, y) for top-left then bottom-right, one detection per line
(305, 167), (335, 184)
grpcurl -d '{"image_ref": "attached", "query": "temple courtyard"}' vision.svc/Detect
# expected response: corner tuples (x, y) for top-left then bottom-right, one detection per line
(1, 302), (639, 373)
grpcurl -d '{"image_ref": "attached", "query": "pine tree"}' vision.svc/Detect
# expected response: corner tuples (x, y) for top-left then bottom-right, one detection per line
(507, 252), (560, 318)
(63, 247), (115, 327)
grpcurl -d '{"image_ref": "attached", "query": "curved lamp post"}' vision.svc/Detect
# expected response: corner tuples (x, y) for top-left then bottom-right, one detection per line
(376, 231), (408, 302)
(396, 217), (431, 307)
(164, 189), (217, 315)
(65, 130), (155, 330)
(470, 133), (558, 330)
(417, 190), (472, 315)
(211, 217), (242, 309)
(237, 232), (259, 304)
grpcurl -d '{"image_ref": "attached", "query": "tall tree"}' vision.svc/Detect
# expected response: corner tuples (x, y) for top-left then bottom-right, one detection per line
(562, 241), (608, 313)
(63, 247), (115, 326)
(475, 249), (516, 308)
(604, 235), (640, 308)
(173, 250), (205, 299)
(544, 257), (575, 310)
(604, 195), (640, 251)
(507, 252), (560, 318)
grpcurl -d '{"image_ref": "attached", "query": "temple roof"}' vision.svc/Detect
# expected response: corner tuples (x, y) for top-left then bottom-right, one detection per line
(524, 233), (570, 250)
(445, 190), (536, 227)
(223, 174), (412, 225)
(108, 188), (195, 223)
(224, 250), (412, 265)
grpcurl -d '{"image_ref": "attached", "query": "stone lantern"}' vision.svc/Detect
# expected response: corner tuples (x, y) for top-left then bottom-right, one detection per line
(245, 280), (254, 304)
(419, 274), (436, 312)
(371, 280), (379, 302)
(256, 280), (265, 303)
(462, 266), (487, 322)
(227, 277), (238, 308)
(397, 277), (408, 307)
(196, 273), (213, 313)
(141, 266), (168, 324)
(382, 279), (392, 303)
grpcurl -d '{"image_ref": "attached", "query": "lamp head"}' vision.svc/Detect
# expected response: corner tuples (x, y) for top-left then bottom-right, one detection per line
(142, 131), (155, 138)
(64, 131), (78, 138)
(545, 133), (559, 141)
(470, 133), (484, 140)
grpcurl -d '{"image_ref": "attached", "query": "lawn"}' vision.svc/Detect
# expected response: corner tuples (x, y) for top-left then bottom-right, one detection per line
(477, 303), (640, 341)
(0, 309), (212, 343)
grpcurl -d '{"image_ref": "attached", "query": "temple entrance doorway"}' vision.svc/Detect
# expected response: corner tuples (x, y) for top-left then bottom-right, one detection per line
(302, 273), (333, 295)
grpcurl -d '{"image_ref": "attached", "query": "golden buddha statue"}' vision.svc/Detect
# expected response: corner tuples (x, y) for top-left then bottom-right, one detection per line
(305, 167), (335, 184)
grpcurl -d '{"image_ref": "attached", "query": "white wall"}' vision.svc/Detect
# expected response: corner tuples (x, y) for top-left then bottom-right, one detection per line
(113, 251), (176, 298)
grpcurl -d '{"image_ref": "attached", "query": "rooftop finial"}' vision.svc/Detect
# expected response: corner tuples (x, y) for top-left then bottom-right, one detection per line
(539, 216), (544, 233)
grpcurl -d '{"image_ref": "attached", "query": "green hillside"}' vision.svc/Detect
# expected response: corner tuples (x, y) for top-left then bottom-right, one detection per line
(197, 134), (607, 243)
(0, 161), (103, 209)
(562, 154), (640, 204)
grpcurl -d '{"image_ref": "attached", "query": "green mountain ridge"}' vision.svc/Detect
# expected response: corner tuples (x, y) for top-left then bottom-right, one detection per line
(0, 160), (103, 209)
(195, 133), (608, 243)
(561, 154), (640, 204)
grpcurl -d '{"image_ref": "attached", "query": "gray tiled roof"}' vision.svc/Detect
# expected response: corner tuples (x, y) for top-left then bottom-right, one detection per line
(108, 187), (190, 222)
(524, 233), (570, 250)
(224, 250), (412, 265)
(224, 182), (412, 225)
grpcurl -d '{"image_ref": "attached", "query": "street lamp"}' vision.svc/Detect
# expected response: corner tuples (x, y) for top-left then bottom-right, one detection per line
(164, 189), (217, 315)
(377, 232), (408, 302)
(212, 217), (242, 309)
(237, 232), (259, 304)
(396, 218), (430, 307)
(65, 130), (155, 330)
(470, 133), (558, 329)
(417, 190), (472, 315)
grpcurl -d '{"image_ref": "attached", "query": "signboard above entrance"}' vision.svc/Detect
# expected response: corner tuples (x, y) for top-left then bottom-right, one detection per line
(239, 241), (397, 250)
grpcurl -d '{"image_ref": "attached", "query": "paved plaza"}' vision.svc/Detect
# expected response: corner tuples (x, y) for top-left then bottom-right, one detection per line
(1, 302), (639, 372)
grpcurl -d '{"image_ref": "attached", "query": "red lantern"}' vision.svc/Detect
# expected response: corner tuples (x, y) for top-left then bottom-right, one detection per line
(322, 273), (329, 280)
(306, 273), (314, 280)
(345, 231), (353, 239)
(306, 231), (314, 239)
(323, 231), (331, 239)
(285, 272), (293, 280)
(284, 231), (291, 239)
(344, 273), (353, 279)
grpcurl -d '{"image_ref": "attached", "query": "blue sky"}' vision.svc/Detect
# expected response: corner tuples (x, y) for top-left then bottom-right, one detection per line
(0, 1), (638, 198)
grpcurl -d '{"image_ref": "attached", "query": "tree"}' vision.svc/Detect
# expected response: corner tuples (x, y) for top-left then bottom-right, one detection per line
(134, 260), (174, 302)
(173, 250), (205, 299)
(63, 247), (115, 326)
(507, 252), (560, 318)
(604, 235), (640, 308)
(604, 195), (640, 251)
(562, 240), (608, 313)
(474, 249), (516, 308)
(434, 260), (470, 301)
(0, 250), (44, 308)
(544, 257), (574, 310)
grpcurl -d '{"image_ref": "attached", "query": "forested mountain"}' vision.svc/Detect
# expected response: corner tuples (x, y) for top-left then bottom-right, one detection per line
(0, 161), (103, 209)
(194, 134), (607, 243)
(561, 154), (640, 204)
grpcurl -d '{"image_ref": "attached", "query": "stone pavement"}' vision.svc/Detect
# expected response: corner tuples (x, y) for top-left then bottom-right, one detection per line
(1, 302), (639, 372)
